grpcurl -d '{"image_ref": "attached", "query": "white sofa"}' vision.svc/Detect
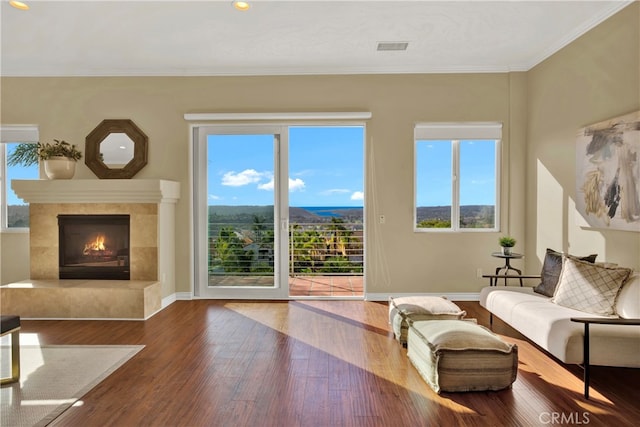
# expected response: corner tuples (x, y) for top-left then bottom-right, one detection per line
(479, 272), (640, 368)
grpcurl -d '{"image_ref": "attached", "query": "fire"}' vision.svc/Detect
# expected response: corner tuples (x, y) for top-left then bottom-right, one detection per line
(83, 234), (107, 255)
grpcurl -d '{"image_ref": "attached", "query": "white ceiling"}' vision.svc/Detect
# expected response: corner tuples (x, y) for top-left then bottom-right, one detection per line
(0, 0), (633, 77)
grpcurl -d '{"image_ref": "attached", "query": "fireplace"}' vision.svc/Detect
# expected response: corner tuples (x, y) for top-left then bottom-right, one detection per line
(58, 214), (130, 280)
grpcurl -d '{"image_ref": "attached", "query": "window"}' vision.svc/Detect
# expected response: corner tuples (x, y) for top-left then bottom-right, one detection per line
(1, 125), (39, 230)
(414, 122), (501, 232)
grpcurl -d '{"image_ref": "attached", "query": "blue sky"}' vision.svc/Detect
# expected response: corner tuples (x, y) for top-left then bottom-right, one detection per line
(207, 126), (365, 207)
(416, 139), (496, 207)
(6, 143), (39, 205)
(6, 131), (495, 208)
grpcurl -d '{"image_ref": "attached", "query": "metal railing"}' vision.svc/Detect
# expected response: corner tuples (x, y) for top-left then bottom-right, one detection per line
(208, 221), (364, 276)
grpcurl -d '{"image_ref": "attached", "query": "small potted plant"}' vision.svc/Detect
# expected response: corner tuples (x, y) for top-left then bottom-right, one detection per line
(498, 236), (516, 255)
(37, 139), (82, 179)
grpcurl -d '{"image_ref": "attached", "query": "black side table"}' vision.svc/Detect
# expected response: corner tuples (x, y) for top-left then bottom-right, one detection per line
(570, 317), (640, 399)
(490, 252), (524, 286)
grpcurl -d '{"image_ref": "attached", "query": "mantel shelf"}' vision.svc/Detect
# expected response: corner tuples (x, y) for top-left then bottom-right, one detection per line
(12, 179), (180, 204)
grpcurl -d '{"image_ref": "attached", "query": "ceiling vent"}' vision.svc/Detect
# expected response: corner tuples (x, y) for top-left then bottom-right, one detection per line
(376, 42), (409, 51)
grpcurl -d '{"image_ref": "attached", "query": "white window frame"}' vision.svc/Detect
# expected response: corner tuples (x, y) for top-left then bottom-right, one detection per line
(1, 125), (39, 231)
(414, 122), (502, 232)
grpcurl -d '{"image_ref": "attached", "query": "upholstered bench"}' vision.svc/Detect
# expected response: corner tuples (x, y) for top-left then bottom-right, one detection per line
(388, 296), (466, 345)
(1, 315), (21, 385)
(407, 319), (518, 394)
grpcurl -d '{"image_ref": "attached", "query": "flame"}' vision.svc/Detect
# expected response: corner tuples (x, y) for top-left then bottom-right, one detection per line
(83, 235), (107, 255)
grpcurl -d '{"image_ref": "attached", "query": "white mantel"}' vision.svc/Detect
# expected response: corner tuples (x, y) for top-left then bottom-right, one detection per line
(11, 179), (180, 305)
(12, 179), (180, 204)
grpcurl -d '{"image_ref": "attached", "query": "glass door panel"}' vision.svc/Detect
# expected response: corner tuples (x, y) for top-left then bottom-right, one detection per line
(287, 126), (365, 298)
(206, 133), (279, 292)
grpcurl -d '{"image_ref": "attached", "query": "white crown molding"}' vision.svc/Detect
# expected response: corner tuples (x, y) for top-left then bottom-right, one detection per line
(522, 0), (634, 70)
(0, 64), (528, 78)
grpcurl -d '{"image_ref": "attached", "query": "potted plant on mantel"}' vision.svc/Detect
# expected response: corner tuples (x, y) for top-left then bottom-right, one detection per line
(498, 236), (516, 255)
(9, 139), (82, 179)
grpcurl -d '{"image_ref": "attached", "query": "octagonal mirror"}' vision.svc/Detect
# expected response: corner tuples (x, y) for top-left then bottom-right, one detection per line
(85, 119), (148, 179)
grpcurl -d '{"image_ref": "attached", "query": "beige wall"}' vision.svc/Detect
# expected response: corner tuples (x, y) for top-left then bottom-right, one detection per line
(526, 2), (640, 272)
(1, 72), (524, 295)
(1, 3), (637, 295)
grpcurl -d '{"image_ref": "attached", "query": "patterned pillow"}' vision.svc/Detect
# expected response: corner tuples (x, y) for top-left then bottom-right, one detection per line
(533, 249), (597, 297)
(552, 256), (632, 316)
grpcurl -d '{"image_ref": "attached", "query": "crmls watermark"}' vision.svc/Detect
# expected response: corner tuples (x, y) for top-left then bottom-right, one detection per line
(539, 412), (590, 425)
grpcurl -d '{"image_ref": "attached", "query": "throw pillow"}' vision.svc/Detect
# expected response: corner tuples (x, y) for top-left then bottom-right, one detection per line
(615, 272), (640, 319)
(533, 249), (597, 297)
(552, 256), (632, 316)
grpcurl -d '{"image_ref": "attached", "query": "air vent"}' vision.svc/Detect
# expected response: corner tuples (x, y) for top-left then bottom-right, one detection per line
(376, 42), (409, 51)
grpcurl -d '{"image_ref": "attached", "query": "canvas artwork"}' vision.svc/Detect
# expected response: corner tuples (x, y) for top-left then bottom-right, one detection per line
(576, 110), (640, 232)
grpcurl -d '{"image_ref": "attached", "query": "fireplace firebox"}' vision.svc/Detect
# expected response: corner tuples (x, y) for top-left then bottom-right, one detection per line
(58, 214), (130, 280)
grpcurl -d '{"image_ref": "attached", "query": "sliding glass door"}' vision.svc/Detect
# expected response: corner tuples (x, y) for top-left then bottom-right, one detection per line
(193, 124), (364, 299)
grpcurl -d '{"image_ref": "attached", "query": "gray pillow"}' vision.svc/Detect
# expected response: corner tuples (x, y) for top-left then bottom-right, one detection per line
(533, 248), (597, 297)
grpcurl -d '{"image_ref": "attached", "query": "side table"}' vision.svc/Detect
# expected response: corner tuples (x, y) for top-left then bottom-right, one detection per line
(570, 317), (640, 399)
(490, 252), (524, 286)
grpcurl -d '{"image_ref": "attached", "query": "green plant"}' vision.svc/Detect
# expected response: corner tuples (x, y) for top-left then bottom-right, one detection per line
(498, 236), (516, 247)
(7, 140), (82, 166)
(37, 139), (82, 161)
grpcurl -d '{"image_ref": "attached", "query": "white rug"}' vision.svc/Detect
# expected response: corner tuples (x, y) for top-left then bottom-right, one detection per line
(1, 344), (144, 427)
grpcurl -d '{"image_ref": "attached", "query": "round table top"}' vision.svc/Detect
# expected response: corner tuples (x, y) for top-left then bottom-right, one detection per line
(491, 252), (523, 259)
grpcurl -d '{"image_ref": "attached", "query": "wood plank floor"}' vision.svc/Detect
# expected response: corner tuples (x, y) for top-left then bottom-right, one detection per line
(13, 300), (640, 427)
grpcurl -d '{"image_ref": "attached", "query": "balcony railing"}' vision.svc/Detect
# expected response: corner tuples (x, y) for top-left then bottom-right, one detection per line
(208, 221), (364, 277)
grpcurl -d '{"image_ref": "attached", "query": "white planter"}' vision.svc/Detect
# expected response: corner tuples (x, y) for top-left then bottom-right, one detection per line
(501, 246), (513, 256)
(44, 157), (76, 179)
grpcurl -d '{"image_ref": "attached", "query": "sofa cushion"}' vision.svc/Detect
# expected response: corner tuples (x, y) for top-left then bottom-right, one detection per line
(552, 256), (632, 316)
(616, 272), (640, 319)
(533, 248), (597, 297)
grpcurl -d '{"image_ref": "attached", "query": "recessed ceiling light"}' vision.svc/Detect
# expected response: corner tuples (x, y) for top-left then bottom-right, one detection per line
(9, 1), (30, 10)
(232, 1), (250, 11)
(376, 42), (409, 52)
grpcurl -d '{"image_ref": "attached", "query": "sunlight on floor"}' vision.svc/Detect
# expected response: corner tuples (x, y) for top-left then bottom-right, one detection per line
(1, 333), (43, 407)
(223, 301), (478, 415)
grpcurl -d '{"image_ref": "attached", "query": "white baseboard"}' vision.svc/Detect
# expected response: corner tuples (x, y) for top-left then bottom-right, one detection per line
(161, 292), (193, 308)
(365, 292), (480, 301)
(175, 292), (193, 300)
(162, 292), (479, 303)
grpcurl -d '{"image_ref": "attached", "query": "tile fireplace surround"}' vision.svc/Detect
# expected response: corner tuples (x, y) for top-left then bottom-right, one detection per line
(3, 179), (180, 319)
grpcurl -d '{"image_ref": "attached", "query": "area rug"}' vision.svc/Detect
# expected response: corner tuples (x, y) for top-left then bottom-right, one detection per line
(1, 344), (144, 427)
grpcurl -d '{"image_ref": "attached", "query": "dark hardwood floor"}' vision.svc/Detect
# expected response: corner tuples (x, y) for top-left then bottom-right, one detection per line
(14, 300), (640, 427)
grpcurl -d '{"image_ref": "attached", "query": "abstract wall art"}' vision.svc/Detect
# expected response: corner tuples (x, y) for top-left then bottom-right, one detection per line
(576, 110), (640, 232)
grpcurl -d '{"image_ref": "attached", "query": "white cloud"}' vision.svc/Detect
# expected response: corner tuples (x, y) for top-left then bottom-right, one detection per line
(289, 178), (305, 192)
(257, 177), (306, 192)
(293, 169), (315, 177)
(320, 188), (350, 196)
(258, 178), (274, 191)
(222, 169), (264, 186)
(351, 191), (364, 201)
(209, 194), (221, 200)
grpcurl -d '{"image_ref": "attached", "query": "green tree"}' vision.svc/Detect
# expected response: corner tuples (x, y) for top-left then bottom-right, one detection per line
(214, 227), (254, 273)
(417, 218), (451, 228)
(7, 143), (38, 167)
